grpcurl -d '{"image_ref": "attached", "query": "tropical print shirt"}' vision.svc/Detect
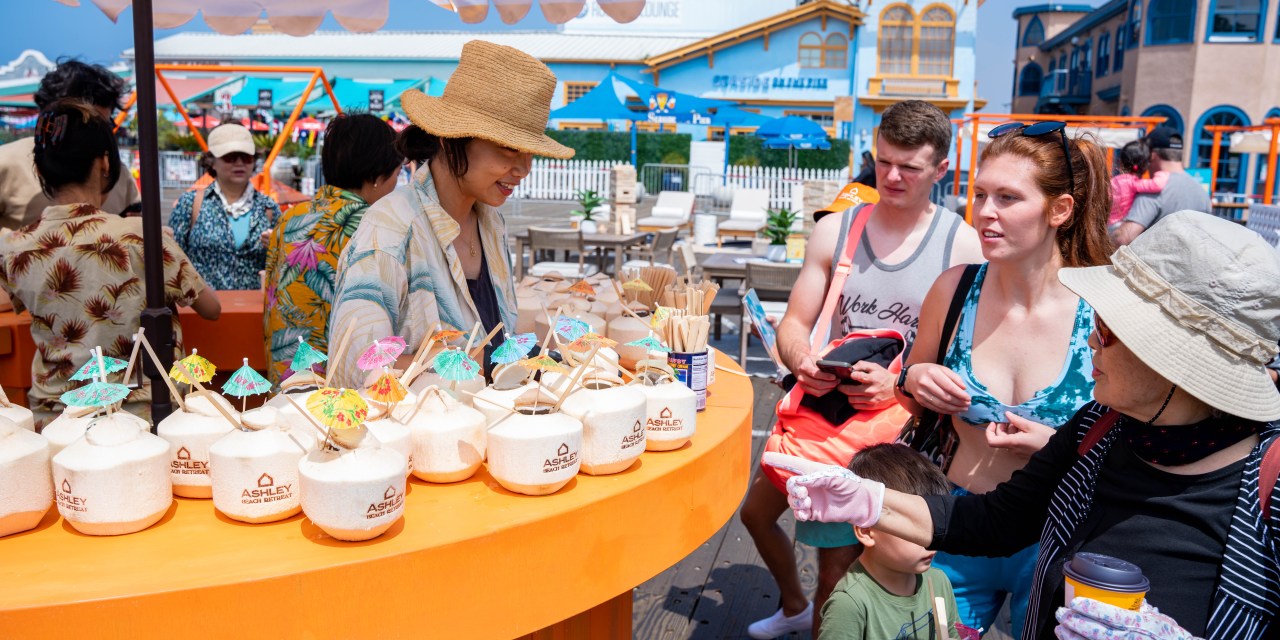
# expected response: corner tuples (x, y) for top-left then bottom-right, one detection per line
(170, 182), (279, 291)
(0, 204), (204, 412)
(263, 185), (368, 384)
(327, 168), (517, 388)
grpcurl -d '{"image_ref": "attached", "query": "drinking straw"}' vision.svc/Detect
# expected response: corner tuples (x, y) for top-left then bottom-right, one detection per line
(467, 322), (505, 360)
(172, 359), (242, 430)
(462, 321), (483, 354)
(281, 392), (333, 449)
(324, 322), (358, 386)
(461, 390), (520, 420)
(136, 333), (187, 412)
(94, 347), (112, 417)
(552, 345), (601, 412)
(401, 322), (443, 387)
(121, 327), (144, 387)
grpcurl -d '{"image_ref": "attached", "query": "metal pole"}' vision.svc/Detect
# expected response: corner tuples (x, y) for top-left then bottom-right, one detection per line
(133, 0), (175, 428)
(630, 121), (638, 169)
(1209, 130), (1222, 195)
(1265, 120), (1279, 205)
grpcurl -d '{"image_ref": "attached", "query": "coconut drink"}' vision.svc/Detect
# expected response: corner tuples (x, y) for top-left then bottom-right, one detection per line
(0, 416), (52, 537)
(401, 386), (487, 483)
(0, 403), (35, 432)
(608, 310), (654, 370)
(486, 388), (583, 496)
(157, 391), (240, 498)
(558, 371), (647, 475)
(51, 412), (172, 535)
(207, 407), (308, 524)
(633, 362), (698, 451)
(298, 388), (407, 542)
(42, 406), (148, 456)
(473, 363), (539, 425)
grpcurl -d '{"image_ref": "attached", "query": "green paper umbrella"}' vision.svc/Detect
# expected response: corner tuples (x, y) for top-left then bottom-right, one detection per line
(554, 316), (591, 342)
(491, 332), (537, 365)
(625, 335), (670, 353)
(431, 348), (481, 382)
(70, 350), (127, 381)
(60, 381), (130, 408)
(223, 358), (272, 397)
(290, 337), (328, 373)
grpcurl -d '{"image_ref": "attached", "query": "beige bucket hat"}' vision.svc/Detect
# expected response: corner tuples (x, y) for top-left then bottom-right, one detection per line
(1059, 211), (1280, 421)
(400, 40), (574, 159)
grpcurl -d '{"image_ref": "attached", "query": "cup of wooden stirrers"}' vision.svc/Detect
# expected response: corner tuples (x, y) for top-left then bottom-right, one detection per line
(661, 311), (711, 412)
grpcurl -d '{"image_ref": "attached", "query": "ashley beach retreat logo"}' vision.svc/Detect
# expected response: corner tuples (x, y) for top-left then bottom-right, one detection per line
(646, 406), (684, 432)
(366, 484), (404, 520)
(543, 442), (578, 473)
(241, 472), (293, 505)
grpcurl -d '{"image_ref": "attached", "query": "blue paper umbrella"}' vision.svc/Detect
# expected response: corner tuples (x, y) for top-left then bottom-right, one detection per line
(625, 335), (670, 353)
(491, 332), (538, 365)
(431, 348), (481, 382)
(554, 316), (591, 342)
(290, 337), (328, 373)
(61, 381), (130, 408)
(70, 352), (128, 381)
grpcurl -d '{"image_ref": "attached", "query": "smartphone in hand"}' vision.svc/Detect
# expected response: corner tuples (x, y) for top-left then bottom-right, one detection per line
(816, 359), (857, 381)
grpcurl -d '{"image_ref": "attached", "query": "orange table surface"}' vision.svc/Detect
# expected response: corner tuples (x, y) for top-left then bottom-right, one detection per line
(0, 354), (753, 639)
(0, 290), (265, 395)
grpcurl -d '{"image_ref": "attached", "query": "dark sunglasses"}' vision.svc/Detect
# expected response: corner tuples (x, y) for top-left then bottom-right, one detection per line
(219, 152), (256, 165)
(988, 121), (1074, 195)
(1094, 315), (1114, 348)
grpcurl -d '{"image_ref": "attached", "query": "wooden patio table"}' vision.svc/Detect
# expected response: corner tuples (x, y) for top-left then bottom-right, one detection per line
(0, 352), (753, 640)
(512, 228), (649, 278)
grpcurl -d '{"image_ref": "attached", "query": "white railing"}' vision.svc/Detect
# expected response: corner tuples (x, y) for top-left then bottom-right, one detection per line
(694, 165), (851, 210)
(514, 158), (618, 201)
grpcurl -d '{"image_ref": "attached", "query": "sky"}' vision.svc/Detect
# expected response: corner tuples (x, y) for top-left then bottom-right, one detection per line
(3, 0), (1099, 113)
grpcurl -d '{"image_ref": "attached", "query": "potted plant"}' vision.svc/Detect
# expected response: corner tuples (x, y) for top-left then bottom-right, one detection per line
(571, 188), (604, 233)
(762, 207), (798, 262)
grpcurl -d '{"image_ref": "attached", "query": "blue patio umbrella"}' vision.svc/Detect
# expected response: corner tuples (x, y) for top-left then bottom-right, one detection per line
(762, 136), (832, 150)
(549, 73), (647, 166)
(755, 115), (829, 139)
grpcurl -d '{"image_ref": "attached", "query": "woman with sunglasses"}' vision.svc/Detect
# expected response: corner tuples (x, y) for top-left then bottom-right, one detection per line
(889, 121), (1113, 638)
(169, 123), (281, 291)
(782, 212), (1280, 639)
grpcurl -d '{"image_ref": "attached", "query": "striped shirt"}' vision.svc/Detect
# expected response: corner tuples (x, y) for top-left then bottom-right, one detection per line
(327, 167), (517, 388)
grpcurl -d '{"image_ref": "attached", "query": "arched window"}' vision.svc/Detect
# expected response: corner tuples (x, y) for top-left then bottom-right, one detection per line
(1142, 104), (1185, 135)
(1148, 0), (1196, 44)
(1129, 0), (1143, 47)
(1018, 63), (1044, 95)
(1097, 33), (1111, 76)
(1208, 0), (1263, 40)
(799, 32), (824, 68)
(1022, 16), (1046, 45)
(1081, 39), (1092, 71)
(1114, 26), (1126, 71)
(878, 5), (915, 75)
(1194, 106), (1250, 193)
(824, 33), (849, 68)
(918, 6), (956, 76)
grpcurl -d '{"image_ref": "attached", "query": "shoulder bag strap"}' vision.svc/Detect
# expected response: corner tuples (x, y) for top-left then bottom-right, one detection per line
(1261, 436), (1280, 520)
(1076, 409), (1122, 456)
(810, 204), (874, 351)
(935, 263), (980, 366)
(188, 186), (206, 245)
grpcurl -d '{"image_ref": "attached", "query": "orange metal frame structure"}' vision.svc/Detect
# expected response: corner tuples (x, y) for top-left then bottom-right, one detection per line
(951, 113), (1167, 218)
(1205, 118), (1280, 205)
(131, 65), (342, 199)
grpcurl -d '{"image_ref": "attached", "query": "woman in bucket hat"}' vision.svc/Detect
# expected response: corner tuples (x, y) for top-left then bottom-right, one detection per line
(776, 211), (1280, 639)
(327, 40), (573, 387)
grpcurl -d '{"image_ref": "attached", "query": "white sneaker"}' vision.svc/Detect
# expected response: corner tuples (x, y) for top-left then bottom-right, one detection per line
(747, 601), (813, 639)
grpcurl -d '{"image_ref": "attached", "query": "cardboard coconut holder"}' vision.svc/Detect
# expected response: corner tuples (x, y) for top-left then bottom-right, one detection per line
(0, 352), (752, 640)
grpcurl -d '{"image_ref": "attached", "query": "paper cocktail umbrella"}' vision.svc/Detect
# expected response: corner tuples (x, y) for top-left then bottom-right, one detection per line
(60, 381), (130, 408)
(624, 335), (670, 353)
(70, 348), (128, 381)
(554, 316), (591, 342)
(356, 336), (408, 372)
(567, 280), (595, 296)
(491, 332), (538, 365)
(305, 387), (369, 430)
(622, 278), (653, 292)
(367, 371), (408, 404)
(169, 349), (215, 385)
(566, 332), (617, 353)
(431, 329), (467, 344)
(222, 357), (272, 412)
(431, 348), (481, 382)
(517, 355), (567, 375)
(290, 337), (328, 374)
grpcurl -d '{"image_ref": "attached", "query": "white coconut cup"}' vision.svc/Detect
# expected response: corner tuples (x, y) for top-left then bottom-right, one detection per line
(261, 391), (328, 448)
(634, 372), (698, 451)
(43, 408), (148, 456)
(0, 403), (35, 432)
(208, 408), (308, 524)
(403, 386), (486, 483)
(0, 417), (52, 537)
(409, 370), (484, 407)
(473, 379), (539, 426)
(559, 378), (647, 476)
(157, 393), (240, 498)
(486, 397), (583, 496)
(362, 415), (412, 477)
(51, 413), (172, 536)
(299, 437), (408, 542)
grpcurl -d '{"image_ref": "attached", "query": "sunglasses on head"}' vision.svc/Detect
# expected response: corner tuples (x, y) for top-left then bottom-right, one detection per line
(988, 121), (1074, 195)
(1094, 315), (1114, 348)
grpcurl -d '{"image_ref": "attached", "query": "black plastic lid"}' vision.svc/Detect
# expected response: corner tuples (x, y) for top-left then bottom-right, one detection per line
(1063, 553), (1150, 593)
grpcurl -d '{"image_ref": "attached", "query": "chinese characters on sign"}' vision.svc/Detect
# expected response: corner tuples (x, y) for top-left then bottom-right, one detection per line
(712, 75), (830, 94)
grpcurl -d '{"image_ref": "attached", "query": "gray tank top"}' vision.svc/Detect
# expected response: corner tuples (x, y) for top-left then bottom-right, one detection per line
(828, 204), (963, 345)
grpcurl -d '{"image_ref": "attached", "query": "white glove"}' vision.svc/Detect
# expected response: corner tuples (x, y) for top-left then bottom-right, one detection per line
(1055, 598), (1198, 640)
(764, 452), (885, 528)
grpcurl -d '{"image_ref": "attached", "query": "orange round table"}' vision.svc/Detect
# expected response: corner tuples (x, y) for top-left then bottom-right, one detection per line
(0, 354), (753, 639)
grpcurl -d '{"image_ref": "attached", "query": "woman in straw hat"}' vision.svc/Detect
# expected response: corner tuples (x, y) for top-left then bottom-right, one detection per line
(327, 40), (574, 387)
(776, 211), (1280, 639)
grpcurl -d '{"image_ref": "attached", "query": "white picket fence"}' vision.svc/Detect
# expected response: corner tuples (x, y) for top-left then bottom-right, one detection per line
(513, 159), (617, 201)
(708, 165), (850, 209)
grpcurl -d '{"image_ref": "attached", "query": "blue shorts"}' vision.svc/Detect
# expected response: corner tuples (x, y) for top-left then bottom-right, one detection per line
(932, 485), (1037, 640)
(795, 519), (860, 548)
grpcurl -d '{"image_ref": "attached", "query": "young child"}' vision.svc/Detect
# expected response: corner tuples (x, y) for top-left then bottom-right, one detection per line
(1109, 140), (1168, 227)
(819, 444), (960, 640)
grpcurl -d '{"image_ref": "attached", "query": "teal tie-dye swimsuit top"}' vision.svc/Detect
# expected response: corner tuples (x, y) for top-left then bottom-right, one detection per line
(943, 263), (1095, 427)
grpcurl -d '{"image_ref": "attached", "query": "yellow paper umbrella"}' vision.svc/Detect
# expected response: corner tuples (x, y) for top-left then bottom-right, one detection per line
(622, 278), (653, 292)
(432, 329), (468, 344)
(305, 387), (369, 430)
(169, 349), (215, 384)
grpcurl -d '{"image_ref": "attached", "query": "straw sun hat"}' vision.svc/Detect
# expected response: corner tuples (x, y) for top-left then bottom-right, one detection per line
(1058, 211), (1280, 421)
(400, 40), (574, 159)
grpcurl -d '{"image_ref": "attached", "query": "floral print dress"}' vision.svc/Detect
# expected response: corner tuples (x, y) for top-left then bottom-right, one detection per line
(263, 185), (368, 383)
(0, 204), (205, 415)
(170, 183), (279, 291)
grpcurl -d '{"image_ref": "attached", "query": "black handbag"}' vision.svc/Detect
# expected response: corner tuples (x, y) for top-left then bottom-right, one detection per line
(898, 263), (980, 471)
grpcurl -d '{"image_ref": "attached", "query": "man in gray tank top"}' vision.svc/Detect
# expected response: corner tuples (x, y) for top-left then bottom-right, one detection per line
(743, 100), (983, 640)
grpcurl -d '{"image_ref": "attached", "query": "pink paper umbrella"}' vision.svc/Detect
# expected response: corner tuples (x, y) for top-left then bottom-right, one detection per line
(356, 336), (408, 371)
